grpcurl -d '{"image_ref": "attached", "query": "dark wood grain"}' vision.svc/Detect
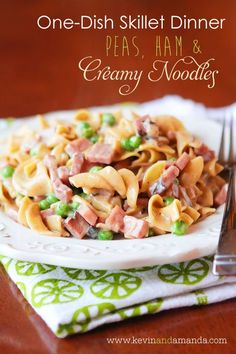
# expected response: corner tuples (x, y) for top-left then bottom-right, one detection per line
(0, 1), (236, 353)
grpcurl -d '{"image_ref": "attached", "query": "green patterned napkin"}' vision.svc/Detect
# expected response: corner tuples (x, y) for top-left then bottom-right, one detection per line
(1, 255), (236, 338)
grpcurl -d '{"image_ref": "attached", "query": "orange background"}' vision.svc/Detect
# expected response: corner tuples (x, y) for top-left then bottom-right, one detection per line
(0, 0), (235, 117)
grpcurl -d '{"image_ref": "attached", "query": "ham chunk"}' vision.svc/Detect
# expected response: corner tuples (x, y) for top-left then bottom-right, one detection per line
(58, 153), (84, 184)
(53, 179), (73, 203)
(214, 186), (227, 206)
(64, 211), (89, 239)
(105, 205), (125, 233)
(86, 143), (115, 164)
(58, 166), (70, 184)
(123, 215), (148, 238)
(162, 166), (179, 186)
(150, 166), (179, 195)
(78, 204), (97, 226)
(134, 116), (146, 135)
(175, 152), (190, 171)
(40, 208), (54, 220)
(44, 155), (72, 203)
(172, 182), (180, 198)
(195, 144), (215, 162)
(65, 138), (92, 157)
(134, 115), (159, 138)
(70, 153), (84, 176)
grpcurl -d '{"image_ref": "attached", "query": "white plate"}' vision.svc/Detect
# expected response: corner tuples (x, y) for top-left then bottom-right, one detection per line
(0, 98), (225, 269)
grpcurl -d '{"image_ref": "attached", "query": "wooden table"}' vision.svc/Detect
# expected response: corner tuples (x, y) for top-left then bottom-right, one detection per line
(0, 1), (235, 353)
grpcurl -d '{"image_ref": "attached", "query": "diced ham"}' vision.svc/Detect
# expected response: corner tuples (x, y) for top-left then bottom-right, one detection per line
(162, 166), (179, 186)
(58, 166), (70, 184)
(105, 205), (125, 233)
(81, 160), (97, 172)
(44, 155), (72, 203)
(53, 179), (73, 203)
(65, 138), (92, 157)
(64, 211), (89, 239)
(149, 179), (166, 195)
(134, 116), (146, 135)
(57, 153), (84, 184)
(180, 186), (192, 207)
(165, 160), (174, 169)
(134, 115), (159, 138)
(40, 208), (54, 220)
(123, 215), (148, 238)
(78, 204), (97, 226)
(175, 152), (190, 171)
(150, 166), (179, 195)
(70, 153), (84, 176)
(195, 144), (215, 162)
(86, 143), (115, 164)
(214, 186), (227, 206)
(172, 182), (180, 198)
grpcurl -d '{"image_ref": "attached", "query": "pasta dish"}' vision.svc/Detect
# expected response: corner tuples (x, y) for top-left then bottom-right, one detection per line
(0, 111), (226, 240)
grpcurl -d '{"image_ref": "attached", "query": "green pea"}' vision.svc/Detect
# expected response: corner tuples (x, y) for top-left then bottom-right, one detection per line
(55, 202), (71, 218)
(90, 135), (99, 144)
(164, 196), (175, 206)
(82, 127), (94, 139)
(121, 138), (134, 151)
(171, 220), (188, 236)
(78, 121), (90, 129)
(77, 121), (94, 138)
(129, 135), (142, 149)
(169, 157), (177, 161)
(102, 113), (116, 126)
(46, 193), (59, 205)
(97, 230), (114, 240)
(1, 166), (15, 178)
(89, 166), (103, 173)
(70, 202), (80, 211)
(39, 199), (50, 210)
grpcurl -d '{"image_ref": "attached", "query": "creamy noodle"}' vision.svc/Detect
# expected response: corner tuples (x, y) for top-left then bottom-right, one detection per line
(0, 111), (226, 240)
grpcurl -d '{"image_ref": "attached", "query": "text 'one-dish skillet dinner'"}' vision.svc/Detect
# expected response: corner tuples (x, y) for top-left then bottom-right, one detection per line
(0, 111), (226, 240)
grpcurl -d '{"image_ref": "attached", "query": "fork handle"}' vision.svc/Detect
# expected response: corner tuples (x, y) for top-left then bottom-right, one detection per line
(213, 165), (236, 275)
(221, 165), (236, 233)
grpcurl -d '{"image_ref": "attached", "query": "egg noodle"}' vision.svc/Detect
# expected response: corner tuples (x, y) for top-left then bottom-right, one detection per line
(0, 110), (226, 240)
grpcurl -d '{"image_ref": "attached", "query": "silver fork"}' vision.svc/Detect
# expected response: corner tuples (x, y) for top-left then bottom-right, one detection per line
(213, 115), (236, 275)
